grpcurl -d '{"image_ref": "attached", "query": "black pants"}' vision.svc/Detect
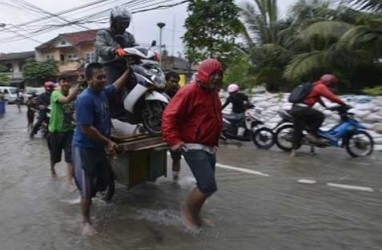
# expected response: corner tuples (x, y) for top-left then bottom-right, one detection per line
(31, 110), (48, 135)
(105, 63), (129, 120)
(291, 106), (325, 149)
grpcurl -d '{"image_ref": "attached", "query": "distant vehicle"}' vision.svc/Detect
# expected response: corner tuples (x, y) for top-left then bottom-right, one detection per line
(0, 86), (18, 103)
(25, 87), (45, 97)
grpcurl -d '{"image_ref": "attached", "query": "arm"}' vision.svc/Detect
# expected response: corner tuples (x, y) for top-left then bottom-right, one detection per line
(221, 96), (230, 110)
(56, 75), (85, 104)
(95, 30), (116, 60)
(112, 66), (131, 92)
(317, 85), (346, 105)
(162, 89), (188, 148)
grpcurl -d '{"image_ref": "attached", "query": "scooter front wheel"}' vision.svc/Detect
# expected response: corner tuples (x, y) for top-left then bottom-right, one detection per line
(274, 124), (294, 152)
(252, 127), (274, 149)
(142, 100), (167, 137)
(345, 130), (374, 157)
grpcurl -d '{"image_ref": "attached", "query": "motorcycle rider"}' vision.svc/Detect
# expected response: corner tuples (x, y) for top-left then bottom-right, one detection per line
(290, 74), (348, 157)
(221, 83), (253, 136)
(95, 6), (137, 120)
(30, 81), (55, 138)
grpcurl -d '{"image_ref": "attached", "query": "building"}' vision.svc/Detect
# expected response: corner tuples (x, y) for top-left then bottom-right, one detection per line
(35, 29), (99, 79)
(0, 51), (35, 88)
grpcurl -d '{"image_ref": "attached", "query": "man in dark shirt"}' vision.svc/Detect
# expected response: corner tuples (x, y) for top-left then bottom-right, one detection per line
(30, 81), (55, 138)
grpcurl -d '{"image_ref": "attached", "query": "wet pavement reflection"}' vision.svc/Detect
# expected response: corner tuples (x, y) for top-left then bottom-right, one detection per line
(1, 105), (382, 250)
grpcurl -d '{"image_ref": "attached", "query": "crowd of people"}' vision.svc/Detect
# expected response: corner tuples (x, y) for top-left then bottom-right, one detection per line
(12, 5), (351, 237)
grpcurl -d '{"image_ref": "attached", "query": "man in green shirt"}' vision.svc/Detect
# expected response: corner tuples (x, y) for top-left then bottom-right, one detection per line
(48, 74), (83, 190)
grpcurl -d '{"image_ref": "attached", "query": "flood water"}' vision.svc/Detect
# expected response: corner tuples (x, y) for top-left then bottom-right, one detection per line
(1, 104), (382, 250)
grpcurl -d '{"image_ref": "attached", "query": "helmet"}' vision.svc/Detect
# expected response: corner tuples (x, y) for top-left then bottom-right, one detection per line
(320, 74), (338, 87)
(110, 6), (131, 24)
(227, 83), (239, 93)
(44, 81), (55, 89)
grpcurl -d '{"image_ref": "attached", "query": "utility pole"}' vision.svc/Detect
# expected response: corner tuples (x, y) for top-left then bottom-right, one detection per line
(157, 22), (166, 69)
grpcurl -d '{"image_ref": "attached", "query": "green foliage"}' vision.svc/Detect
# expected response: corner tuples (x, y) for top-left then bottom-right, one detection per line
(0, 73), (10, 85)
(362, 85), (382, 96)
(22, 59), (59, 82)
(0, 64), (8, 72)
(223, 55), (255, 90)
(183, 0), (242, 64)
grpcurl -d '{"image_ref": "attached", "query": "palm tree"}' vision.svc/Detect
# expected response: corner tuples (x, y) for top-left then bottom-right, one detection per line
(348, 0), (382, 11)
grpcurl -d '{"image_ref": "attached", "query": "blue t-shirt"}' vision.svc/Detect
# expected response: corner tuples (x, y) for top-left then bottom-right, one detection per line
(73, 85), (116, 150)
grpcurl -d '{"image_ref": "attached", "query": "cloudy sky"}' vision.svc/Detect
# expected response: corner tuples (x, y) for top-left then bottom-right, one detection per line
(0, 0), (297, 54)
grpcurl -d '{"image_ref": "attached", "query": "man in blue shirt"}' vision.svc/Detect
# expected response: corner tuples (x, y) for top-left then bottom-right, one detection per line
(72, 62), (130, 236)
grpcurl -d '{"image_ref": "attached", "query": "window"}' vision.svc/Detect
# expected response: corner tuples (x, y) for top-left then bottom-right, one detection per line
(85, 52), (96, 63)
(46, 54), (54, 60)
(67, 53), (78, 61)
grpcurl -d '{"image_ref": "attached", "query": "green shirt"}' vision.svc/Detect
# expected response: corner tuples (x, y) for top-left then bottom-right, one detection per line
(48, 90), (75, 133)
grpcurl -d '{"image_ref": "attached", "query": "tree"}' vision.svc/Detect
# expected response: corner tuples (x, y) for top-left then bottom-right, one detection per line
(22, 59), (59, 85)
(183, 0), (242, 64)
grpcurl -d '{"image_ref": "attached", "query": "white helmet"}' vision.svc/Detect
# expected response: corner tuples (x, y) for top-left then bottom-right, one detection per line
(227, 83), (239, 93)
(110, 6), (132, 24)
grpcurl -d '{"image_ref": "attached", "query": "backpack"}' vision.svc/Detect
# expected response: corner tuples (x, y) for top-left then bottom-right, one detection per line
(288, 82), (313, 103)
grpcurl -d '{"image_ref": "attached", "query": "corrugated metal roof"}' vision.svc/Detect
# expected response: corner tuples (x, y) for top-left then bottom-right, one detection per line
(0, 51), (35, 61)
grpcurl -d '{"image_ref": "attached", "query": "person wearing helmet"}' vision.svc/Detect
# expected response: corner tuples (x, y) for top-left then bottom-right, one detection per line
(290, 74), (348, 157)
(95, 6), (137, 120)
(30, 81), (55, 138)
(221, 83), (253, 136)
(162, 58), (223, 230)
(95, 6), (137, 84)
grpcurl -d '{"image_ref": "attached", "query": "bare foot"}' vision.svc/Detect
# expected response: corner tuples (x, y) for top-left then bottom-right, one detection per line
(181, 203), (199, 231)
(51, 169), (58, 178)
(68, 183), (77, 192)
(198, 218), (215, 227)
(82, 223), (97, 236)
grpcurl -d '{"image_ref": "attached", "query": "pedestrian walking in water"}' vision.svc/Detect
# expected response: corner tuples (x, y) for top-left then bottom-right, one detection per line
(47, 74), (82, 190)
(162, 58), (223, 230)
(72, 62), (131, 236)
(164, 71), (182, 181)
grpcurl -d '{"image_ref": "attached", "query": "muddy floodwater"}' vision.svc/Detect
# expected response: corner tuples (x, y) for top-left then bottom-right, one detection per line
(1, 104), (382, 250)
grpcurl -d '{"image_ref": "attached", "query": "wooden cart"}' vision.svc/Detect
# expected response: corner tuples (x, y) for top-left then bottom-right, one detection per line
(104, 134), (168, 201)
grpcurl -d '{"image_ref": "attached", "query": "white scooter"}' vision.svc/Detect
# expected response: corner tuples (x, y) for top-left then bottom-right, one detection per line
(120, 44), (169, 137)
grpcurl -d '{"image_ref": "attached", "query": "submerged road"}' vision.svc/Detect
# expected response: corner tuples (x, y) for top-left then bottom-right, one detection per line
(0, 104), (381, 250)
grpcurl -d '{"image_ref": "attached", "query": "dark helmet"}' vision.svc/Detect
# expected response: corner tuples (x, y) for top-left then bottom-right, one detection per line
(320, 74), (338, 87)
(110, 6), (131, 25)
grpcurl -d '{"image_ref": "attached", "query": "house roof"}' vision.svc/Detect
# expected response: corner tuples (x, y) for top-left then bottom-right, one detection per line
(161, 56), (190, 72)
(36, 29), (101, 50)
(0, 51), (35, 61)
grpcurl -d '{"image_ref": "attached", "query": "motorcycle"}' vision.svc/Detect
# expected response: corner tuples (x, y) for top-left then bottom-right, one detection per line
(222, 107), (275, 149)
(274, 106), (374, 157)
(117, 40), (168, 137)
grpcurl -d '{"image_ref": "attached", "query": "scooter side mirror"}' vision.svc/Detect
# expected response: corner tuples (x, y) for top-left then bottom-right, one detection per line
(151, 40), (157, 47)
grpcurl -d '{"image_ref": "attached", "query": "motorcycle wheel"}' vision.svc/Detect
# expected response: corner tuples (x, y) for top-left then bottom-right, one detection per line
(142, 100), (167, 137)
(252, 127), (274, 149)
(274, 124), (294, 152)
(345, 130), (374, 157)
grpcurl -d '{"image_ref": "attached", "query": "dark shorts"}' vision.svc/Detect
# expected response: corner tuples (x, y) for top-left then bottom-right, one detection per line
(47, 131), (73, 164)
(72, 146), (111, 200)
(182, 149), (217, 195)
(170, 150), (181, 161)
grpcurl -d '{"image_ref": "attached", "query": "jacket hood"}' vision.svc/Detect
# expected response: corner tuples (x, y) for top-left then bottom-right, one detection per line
(195, 58), (223, 86)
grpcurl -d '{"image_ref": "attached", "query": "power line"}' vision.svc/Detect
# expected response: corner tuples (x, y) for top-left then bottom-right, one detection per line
(0, 0), (190, 44)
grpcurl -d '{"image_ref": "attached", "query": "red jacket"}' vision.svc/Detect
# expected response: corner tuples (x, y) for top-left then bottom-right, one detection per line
(303, 80), (346, 108)
(161, 59), (223, 147)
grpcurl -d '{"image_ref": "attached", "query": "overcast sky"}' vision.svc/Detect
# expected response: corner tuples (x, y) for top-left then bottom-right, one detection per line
(0, 0), (297, 54)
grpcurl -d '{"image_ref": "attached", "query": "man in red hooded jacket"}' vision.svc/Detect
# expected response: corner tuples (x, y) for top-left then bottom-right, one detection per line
(290, 74), (348, 157)
(162, 58), (223, 229)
